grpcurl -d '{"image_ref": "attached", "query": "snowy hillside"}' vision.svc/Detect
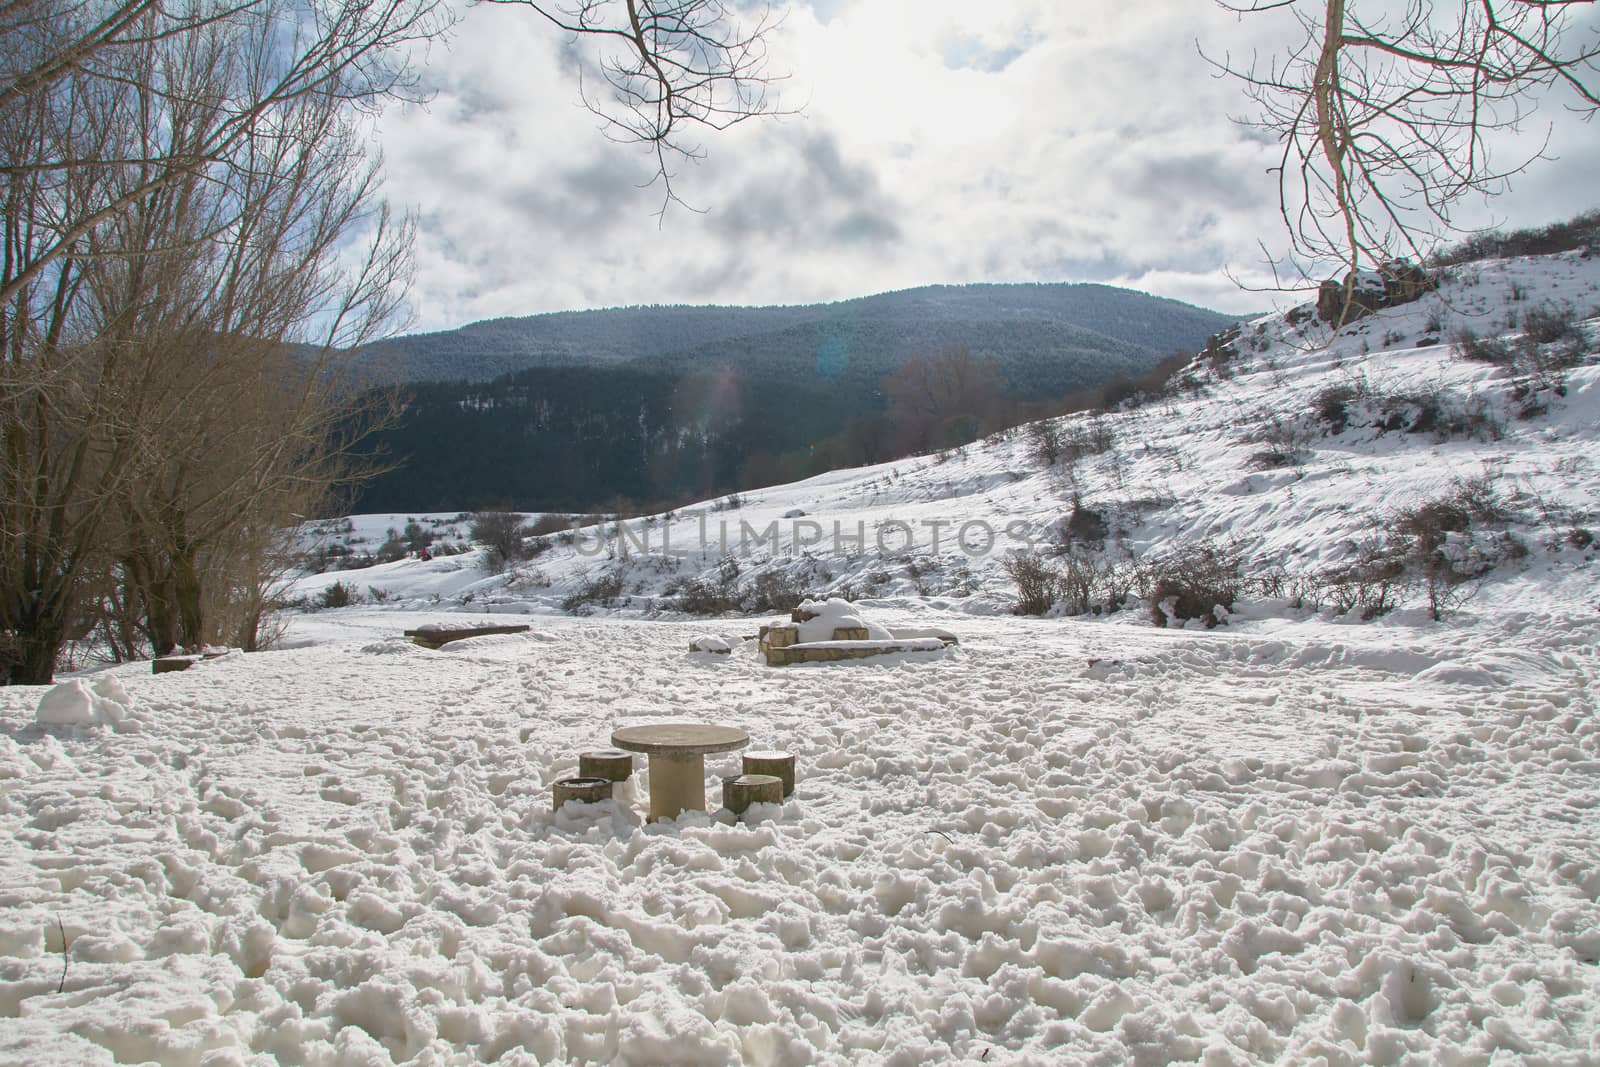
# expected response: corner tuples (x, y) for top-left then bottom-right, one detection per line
(1, 249), (1598, 1065)
(298, 247), (1600, 628)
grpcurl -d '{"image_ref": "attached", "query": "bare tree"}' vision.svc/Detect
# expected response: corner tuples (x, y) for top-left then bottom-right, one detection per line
(0, 3), (416, 679)
(0, 0), (786, 683)
(471, 511), (533, 574)
(882, 345), (1005, 455)
(1211, 1), (1600, 284)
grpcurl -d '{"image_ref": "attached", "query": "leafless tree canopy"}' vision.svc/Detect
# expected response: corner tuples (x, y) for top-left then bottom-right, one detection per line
(1, 0), (785, 683)
(0, 0), (431, 681)
(1210, 0), (1600, 280)
(485, 0), (786, 213)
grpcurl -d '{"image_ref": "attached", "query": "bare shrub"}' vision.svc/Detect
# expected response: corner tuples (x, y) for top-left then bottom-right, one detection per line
(1318, 547), (1410, 620)
(1056, 554), (1126, 617)
(1519, 302), (1581, 345)
(1003, 552), (1059, 615)
(672, 557), (742, 615)
(744, 570), (807, 614)
(1375, 387), (1445, 434)
(320, 582), (355, 610)
(1247, 416), (1315, 469)
(1028, 417), (1115, 471)
(1394, 499), (1471, 553)
(1062, 496), (1110, 548)
(1313, 382), (1362, 434)
(1026, 419), (1065, 467)
(375, 532), (407, 564)
(1064, 419), (1117, 462)
(1144, 544), (1242, 628)
(1433, 396), (1504, 442)
(402, 521), (434, 553)
(1431, 211), (1600, 267)
(1452, 327), (1515, 366)
(1456, 314), (1587, 404)
(562, 568), (627, 615)
(1365, 386), (1499, 441)
(1448, 474), (1510, 525)
(527, 514), (573, 537)
(675, 579), (741, 615)
(471, 512), (532, 574)
(1390, 476), (1510, 620)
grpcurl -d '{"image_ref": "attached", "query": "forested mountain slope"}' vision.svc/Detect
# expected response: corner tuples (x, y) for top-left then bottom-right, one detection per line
(353, 282), (1238, 389)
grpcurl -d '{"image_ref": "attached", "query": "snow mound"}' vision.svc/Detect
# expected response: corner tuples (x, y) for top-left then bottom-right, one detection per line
(361, 638), (422, 655)
(34, 676), (131, 727)
(688, 634), (735, 653)
(793, 597), (893, 642)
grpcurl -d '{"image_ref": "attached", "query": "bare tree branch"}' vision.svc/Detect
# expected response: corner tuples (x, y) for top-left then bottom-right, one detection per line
(1206, 0), (1600, 285)
(480, 0), (789, 216)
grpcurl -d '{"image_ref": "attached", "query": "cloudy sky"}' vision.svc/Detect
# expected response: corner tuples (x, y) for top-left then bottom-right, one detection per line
(375, 0), (1600, 332)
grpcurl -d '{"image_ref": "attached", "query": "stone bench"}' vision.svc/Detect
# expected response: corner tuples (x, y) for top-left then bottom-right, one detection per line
(403, 624), (531, 649)
(763, 639), (952, 666)
(152, 650), (231, 674)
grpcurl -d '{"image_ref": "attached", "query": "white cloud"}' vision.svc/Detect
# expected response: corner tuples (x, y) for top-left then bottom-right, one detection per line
(373, 1), (1600, 330)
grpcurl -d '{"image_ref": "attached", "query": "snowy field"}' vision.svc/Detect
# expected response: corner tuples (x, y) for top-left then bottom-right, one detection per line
(3, 249), (1600, 1064)
(3, 607), (1599, 1064)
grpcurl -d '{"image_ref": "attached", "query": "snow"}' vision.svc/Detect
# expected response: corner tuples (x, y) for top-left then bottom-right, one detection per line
(689, 635), (736, 654)
(32, 680), (97, 726)
(5, 613), (1598, 1063)
(33, 677), (133, 729)
(2, 249), (1599, 1063)
(792, 598), (895, 643)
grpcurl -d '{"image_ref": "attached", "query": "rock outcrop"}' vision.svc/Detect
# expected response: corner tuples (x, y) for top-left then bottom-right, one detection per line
(1317, 260), (1434, 325)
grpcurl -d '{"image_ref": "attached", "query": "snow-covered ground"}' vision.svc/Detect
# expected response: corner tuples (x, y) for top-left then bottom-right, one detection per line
(2, 249), (1599, 1064)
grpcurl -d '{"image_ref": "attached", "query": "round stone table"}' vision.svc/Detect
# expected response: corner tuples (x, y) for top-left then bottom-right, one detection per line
(611, 723), (750, 821)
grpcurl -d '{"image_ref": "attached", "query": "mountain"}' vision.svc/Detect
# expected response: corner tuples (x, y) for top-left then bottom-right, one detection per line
(353, 282), (1241, 396)
(346, 283), (1243, 514)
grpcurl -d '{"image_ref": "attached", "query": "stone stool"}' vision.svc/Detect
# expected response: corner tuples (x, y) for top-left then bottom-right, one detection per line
(722, 773), (783, 817)
(552, 776), (612, 811)
(580, 749), (633, 782)
(742, 750), (796, 797)
(579, 749), (634, 801)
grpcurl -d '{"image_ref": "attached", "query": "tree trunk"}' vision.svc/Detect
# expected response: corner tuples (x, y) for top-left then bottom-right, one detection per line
(5, 619), (65, 685)
(173, 542), (204, 649)
(125, 553), (180, 656)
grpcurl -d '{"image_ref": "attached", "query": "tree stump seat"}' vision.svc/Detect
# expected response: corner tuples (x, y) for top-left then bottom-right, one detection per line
(578, 750), (634, 797)
(552, 777), (613, 811)
(722, 773), (783, 817)
(742, 750), (796, 797)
